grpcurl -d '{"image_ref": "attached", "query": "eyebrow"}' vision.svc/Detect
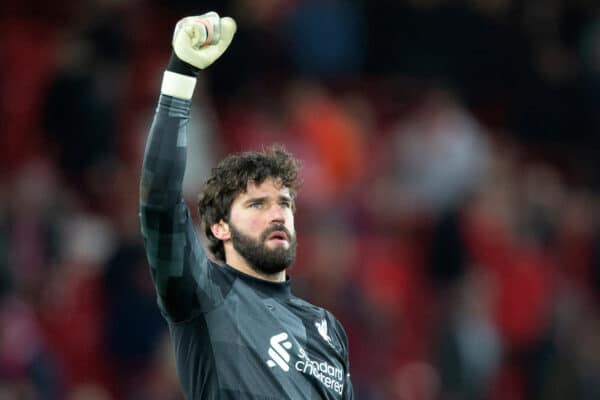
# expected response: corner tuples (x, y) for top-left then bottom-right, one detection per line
(243, 195), (293, 206)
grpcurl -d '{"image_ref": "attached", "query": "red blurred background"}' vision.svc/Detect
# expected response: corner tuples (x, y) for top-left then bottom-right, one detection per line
(1, 0), (600, 399)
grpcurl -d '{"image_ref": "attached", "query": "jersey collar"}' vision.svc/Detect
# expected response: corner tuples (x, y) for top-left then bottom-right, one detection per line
(223, 263), (292, 299)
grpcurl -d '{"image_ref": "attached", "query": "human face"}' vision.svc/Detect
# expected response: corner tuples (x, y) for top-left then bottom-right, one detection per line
(227, 177), (297, 275)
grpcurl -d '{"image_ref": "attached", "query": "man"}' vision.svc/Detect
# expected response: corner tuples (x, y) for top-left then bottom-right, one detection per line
(139, 11), (355, 399)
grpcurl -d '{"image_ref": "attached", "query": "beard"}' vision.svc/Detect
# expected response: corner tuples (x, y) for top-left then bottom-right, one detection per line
(229, 222), (297, 276)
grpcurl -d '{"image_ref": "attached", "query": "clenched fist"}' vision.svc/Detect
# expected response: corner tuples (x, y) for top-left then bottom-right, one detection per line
(161, 12), (237, 99)
(172, 12), (237, 70)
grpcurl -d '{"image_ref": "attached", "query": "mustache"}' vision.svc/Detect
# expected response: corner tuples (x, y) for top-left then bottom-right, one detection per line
(260, 224), (294, 242)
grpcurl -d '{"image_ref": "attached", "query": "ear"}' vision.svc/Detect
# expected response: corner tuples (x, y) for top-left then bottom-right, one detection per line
(210, 219), (231, 241)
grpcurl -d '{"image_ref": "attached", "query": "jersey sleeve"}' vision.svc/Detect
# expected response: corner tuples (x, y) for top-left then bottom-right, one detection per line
(139, 94), (228, 322)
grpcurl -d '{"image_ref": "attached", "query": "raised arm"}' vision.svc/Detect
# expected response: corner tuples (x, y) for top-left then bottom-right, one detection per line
(139, 13), (237, 322)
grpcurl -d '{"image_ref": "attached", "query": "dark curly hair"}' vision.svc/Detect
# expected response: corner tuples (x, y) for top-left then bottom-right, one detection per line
(197, 144), (302, 262)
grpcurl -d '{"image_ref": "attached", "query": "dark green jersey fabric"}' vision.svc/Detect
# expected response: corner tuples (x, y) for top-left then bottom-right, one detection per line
(140, 94), (355, 399)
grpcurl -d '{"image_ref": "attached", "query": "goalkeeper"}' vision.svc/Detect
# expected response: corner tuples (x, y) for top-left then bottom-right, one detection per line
(139, 12), (355, 399)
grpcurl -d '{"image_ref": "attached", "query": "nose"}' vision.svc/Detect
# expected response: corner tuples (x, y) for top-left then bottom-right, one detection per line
(268, 203), (286, 223)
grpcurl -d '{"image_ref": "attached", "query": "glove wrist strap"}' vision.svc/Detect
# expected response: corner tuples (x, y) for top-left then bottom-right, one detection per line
(167, 52), (200, 77)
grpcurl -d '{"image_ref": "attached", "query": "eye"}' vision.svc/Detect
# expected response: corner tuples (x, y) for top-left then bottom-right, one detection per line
(249, 202), (263, 209)
(280, 201), (292, 209)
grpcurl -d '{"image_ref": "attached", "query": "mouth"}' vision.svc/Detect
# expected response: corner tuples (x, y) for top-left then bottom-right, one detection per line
(266, 230), (289, 244)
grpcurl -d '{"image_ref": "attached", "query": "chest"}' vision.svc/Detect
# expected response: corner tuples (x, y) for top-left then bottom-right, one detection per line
(205, 292), (347, 397)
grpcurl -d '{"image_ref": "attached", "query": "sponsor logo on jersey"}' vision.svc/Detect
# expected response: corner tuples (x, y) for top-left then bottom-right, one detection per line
(265, 332), (344, 395)
(266, 332), (293, 371)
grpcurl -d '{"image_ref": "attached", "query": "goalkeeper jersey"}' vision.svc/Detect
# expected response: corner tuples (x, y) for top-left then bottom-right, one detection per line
(139, 94), (355, 399)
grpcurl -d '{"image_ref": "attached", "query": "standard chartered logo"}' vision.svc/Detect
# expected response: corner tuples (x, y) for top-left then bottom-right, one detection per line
(266, 332), (345, 395)
(266, 332), (293, 371)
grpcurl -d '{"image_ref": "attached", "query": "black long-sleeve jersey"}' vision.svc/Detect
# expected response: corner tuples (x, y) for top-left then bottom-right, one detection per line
(139, 94), (355, 399)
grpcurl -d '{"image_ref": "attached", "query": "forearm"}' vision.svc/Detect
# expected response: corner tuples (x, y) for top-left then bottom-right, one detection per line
(140, 73), (196, 208)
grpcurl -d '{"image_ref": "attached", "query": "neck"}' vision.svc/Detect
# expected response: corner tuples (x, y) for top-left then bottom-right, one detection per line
(225, 251), (286, 283)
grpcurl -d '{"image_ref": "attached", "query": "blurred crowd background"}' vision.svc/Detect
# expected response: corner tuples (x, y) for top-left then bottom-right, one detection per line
(2, 0), (600, 399)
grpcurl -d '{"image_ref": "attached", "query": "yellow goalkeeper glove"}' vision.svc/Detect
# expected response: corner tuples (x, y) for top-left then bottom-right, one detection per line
(172, 12), (236, 70)
(161, 12), (237, 99)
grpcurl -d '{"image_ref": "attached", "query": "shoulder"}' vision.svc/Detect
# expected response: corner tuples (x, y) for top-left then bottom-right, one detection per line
(287, 295), (327, 318)
(288, 296), (343, 323)
(206, 260), (239, 295)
